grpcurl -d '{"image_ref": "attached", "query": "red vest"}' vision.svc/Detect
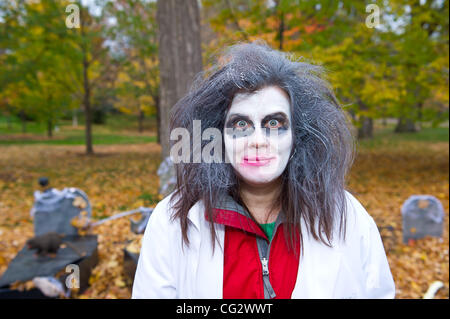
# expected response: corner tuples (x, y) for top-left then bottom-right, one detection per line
(206, 197), (301, 299)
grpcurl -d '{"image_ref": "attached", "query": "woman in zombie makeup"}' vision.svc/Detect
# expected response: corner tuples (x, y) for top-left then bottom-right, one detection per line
(132, 42), (395, 299)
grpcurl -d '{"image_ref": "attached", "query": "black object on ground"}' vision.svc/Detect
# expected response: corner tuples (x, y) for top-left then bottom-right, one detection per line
(0, 235), (98, 298)
(123, 248), (139, 286)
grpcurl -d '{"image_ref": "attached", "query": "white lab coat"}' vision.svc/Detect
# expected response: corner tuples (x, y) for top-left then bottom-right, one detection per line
(132, 190), (396, 299)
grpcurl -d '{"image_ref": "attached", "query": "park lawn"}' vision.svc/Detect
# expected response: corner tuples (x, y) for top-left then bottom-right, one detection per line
(0, 134), (157, 145)
(358, 125), (449, 148)
(0, 122), (448, 299)
(0, 113), (158, 145)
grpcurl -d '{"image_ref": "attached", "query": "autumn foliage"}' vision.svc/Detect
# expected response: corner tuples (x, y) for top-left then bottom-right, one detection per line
(0, 134), (448, 298)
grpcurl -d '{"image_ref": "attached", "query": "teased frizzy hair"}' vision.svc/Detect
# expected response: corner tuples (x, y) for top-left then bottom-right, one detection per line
(168, 40), (356, 255)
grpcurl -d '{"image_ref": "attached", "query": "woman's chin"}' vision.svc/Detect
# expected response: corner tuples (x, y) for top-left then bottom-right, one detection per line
(239, 174), (281, 187)
(236, 162), (284, 186)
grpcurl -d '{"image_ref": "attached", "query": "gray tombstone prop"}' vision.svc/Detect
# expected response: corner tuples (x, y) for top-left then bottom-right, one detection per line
(157, 156), (177, 198)
(401, 195), (444, 244)
(31, 187), (92, 236)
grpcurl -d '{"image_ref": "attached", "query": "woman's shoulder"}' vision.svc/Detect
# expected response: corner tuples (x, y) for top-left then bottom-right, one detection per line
(342, 190), (379, 237)
(147, 192), (178, 227)
(149, 192), (204, 228)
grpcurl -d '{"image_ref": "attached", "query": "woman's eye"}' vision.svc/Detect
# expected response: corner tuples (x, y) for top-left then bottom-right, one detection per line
(235, 120), (249, 129)
(266, 119), (281, 128)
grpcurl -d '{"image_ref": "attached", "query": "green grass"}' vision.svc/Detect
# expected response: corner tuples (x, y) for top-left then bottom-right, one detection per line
(0, 113), (158, 145)
(0, 117), (49, 134)
(0, 134), (156, 145)
(357, 124), (449, 150)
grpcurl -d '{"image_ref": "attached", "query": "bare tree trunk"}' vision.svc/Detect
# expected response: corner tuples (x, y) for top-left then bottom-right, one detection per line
(274, 0), (285, 50)
(138, 107), (144, 133)
(358, 116), (373, 139)
(278, 13), (285, 50)
(82, 54), (93, 154)
(81, 11), (93, 155)
(157, 0), (203, 159)
(395, 117), (417, 133)
(357, 100), (373, 139)
(19, 111), (26, 133)
(47, 119), (53, 138)
(155, 93), (161, 144)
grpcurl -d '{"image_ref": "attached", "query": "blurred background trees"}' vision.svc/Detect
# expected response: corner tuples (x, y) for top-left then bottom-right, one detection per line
(0, 0), (448, 153)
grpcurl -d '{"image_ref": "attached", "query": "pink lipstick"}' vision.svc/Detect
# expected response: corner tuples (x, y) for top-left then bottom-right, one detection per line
(241, 156), (275, 167)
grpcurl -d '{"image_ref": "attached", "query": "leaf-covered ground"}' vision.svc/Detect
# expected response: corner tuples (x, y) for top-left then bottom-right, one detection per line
(0, 139), (448, 299)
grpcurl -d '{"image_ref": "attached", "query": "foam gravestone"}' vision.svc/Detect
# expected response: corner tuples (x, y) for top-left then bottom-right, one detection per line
(157, 156), (177, 198)
(401, 195), (444, 244)
(33, 188), (92, 236)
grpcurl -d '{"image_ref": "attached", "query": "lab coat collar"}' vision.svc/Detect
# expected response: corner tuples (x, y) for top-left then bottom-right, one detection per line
(186, 192), (245, 232)
(188, 192), (287, 241)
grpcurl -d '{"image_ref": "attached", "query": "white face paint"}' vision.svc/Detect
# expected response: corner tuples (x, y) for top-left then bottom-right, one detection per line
(224, 86), (293, 186)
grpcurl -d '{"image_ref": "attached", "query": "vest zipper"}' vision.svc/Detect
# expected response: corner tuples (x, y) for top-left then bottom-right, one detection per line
(260, 256), (276, 299)
(258, 219), (282, 299)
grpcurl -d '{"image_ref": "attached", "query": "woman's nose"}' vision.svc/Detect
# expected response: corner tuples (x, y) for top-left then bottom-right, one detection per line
(248, 127), (269, 150)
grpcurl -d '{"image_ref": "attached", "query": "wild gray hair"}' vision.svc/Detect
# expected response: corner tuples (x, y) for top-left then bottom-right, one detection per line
(169, 41), (356, 254)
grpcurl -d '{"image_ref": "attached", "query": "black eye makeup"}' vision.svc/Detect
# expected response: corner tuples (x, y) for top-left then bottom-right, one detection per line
(262, 112), (290, 131)
(234, 119), (252, 130)
(225, 114), (251, 129)
(225, 115), (254, 138)
(225, 112), (290, 138)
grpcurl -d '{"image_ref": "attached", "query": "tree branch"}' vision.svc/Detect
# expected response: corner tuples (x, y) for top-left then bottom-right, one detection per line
(223, 0), (249, 41)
